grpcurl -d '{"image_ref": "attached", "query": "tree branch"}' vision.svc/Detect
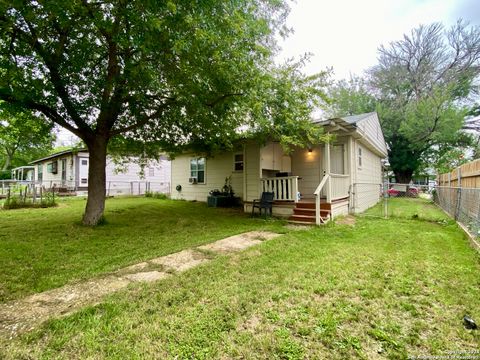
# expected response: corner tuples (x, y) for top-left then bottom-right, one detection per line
(0, 90), (85, 140)
(17, 15), (92, 136)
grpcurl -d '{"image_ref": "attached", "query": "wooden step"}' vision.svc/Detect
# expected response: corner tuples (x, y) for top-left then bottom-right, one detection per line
(296, 202), (315, 209)
(289, 215), (316, 223)
(295, 202), (332, 210)
(293, 208), (331, 217)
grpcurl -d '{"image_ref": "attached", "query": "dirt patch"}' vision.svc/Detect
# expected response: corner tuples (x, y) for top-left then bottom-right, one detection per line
(0, 276), (131, 337)
(0, 230), (281, 339)
(124, 271), (169, 283)
(238, 314), (261, 332)
(335, 215), (356, 226)
(199, 231), (281, 253)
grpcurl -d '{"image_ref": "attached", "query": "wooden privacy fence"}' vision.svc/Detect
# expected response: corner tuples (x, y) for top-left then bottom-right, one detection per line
(438, 159), (480, 188)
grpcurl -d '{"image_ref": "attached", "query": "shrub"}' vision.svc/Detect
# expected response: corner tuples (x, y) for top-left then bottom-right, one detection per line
(145, 191), (169, 200)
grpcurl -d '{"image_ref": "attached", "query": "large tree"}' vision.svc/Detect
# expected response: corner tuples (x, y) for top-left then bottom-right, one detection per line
(0, 1), (327, 225)
(369, 21), (480, 183)
(0, 105), (54, 172)
(326, 76), (376, 118)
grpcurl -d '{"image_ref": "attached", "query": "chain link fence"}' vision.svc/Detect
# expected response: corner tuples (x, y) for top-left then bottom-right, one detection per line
(0, 179), (170, 198)
(353, 182), (480, 239)
(434, 186), (480, 238)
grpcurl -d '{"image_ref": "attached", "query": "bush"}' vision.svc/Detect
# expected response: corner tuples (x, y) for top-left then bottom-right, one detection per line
(2, 188), (57, 210)
(145, 191), (169, 200)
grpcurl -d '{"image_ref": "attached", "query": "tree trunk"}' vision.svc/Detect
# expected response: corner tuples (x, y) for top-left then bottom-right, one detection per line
(393, 170), (414, 184)
(82, 136), (108, 226)
(388, 135), (421, 184)
(1, 147), (14, 171)
(1, 156), (10, 172)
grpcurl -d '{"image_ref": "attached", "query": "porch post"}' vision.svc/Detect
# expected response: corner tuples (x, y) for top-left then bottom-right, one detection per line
(325, 140), (332, 203)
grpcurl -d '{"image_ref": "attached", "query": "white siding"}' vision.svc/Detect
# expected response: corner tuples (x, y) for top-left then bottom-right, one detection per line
(34, 152), (170, 193)
(290, 145), (322, 198)
(356, 113), (388, 157)
(36, 154), (75, 186)
(352, 140), (383, 212)
(105, 158), (170, 183)
(171, 151), (244, 201)
(245, 143), (261, 201)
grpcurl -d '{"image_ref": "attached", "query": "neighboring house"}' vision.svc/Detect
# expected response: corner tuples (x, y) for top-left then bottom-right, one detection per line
(11, 166), (35, 181)
(171, 112), (388, 224)
(28, 148), (171, 195)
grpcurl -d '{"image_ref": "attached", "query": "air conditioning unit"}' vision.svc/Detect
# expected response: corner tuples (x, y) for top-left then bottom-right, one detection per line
(189, 177), (198, 184)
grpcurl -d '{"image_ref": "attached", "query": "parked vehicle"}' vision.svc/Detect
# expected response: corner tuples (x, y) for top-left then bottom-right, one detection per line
(387, 185), (419, 197)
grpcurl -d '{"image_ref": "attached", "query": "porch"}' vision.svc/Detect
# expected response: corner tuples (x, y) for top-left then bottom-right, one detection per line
(247, 139), (353, 224)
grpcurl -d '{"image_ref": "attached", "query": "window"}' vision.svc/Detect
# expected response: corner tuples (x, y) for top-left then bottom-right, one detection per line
(234, 153), (244, 171)
(148, 167), (155, 177)
(190, 157), (205, 183)
(37, 164), (43, 182)
(47, 160), (58, 174)
(61, 159), (67, 182)
(81, 160), (88, 165)
(358, 147), (362, 167)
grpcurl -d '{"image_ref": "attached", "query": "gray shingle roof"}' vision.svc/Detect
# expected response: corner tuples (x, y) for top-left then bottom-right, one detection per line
(340, 112), (375, 124)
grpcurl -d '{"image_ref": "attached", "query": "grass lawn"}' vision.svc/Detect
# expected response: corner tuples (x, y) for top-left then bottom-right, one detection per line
(2, 197), (479, 359)
(0, 197), (284, 303)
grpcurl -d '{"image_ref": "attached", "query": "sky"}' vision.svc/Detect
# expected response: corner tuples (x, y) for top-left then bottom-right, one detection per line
(56, 0), (480, 145)
(277, 0), (480, 80)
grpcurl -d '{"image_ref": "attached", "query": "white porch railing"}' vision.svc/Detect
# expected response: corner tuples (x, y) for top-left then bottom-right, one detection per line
(314, 174), (330, 225)
(330, 173), (350, 201)
(260, 176), (299, 201)
(313, 173), (350, 225)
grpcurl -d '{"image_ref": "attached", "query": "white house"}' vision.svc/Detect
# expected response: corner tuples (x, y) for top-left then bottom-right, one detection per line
(28, 148), (171, 195)
(170, 112), (388, 224)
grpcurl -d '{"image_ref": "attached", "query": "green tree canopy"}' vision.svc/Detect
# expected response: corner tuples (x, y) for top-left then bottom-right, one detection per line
(0, 1), (328, 225)
(0, 104), (55, 175)
(328, 21), (480, 183)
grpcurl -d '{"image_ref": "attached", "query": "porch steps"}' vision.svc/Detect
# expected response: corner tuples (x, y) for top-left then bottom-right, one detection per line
(288, 201), (331, 225)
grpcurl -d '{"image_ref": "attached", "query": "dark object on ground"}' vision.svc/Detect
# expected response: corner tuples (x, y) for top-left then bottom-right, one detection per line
(207, 195), (239, 207)
(252, 192), (274, 217)
(463, 315), (477, 330)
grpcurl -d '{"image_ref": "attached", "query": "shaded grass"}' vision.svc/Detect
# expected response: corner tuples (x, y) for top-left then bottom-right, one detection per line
(364, 197), (451, 223)
(2, 198), (479, 359)
(0, 197), (284, 302)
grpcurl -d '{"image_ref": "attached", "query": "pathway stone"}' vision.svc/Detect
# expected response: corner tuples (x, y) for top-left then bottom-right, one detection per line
(198, 231), (281, 253)
(0, 230), (281, 339)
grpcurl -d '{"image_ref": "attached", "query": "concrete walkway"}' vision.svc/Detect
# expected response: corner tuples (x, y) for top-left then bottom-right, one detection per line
(0, 231), (281, 339)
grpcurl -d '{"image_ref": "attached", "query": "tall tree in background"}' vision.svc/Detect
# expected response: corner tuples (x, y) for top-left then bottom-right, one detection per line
(0, 105), (55, 174)
(326, 76), (376, 117)
(0, 1), (328, 225)
(369, 21), (480, 183)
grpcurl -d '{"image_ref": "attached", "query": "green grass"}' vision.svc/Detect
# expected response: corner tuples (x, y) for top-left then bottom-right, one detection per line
(363, 197), (450, 223)
(0, 197), (284, 302)
(2, 197), (479, 359)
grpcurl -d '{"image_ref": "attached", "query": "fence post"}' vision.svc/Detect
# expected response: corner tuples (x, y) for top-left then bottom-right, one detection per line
(384, 183), (388, 219)
(457, 168), (462, 188)
(455, 187), (462, 220)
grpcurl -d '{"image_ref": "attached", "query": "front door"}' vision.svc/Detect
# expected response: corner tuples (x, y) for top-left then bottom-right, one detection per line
(61, 159), (67, 185)
(331, 144), (345, 174)
(78, 158), (89, 187)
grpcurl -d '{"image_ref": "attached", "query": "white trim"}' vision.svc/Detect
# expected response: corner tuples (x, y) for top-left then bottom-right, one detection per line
(233, 152), (244, 172)
(189, 157), (206, 184)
